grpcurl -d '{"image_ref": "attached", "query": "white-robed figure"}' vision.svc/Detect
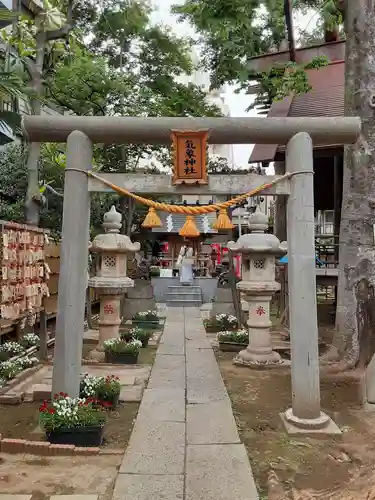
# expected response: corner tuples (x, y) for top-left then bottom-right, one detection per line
(177, 243), (194, 285)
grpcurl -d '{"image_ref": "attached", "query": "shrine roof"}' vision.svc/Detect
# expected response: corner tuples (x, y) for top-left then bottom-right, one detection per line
(249, 61), (345, 164)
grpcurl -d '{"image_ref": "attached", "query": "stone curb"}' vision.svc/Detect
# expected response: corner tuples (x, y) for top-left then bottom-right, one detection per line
(0, 436), (99, 456)
(0, 364), (44, 398)
(0, 434), (124, 457)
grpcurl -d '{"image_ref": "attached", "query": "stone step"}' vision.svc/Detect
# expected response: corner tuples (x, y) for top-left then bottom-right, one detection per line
(167, 296), (202, 303)
(167, 292), (202, 299)
(168, 285), (202, 293)
(167, 299), (203, 307)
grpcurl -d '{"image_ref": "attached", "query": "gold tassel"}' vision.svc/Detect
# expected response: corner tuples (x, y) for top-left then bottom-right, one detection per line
(142, 207), (162, 228)
(179, 216), (200, 238)
(213, 209), (234, 230)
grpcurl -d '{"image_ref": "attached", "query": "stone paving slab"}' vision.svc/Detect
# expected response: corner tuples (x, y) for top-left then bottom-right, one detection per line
(185, 337), (212, 349)
(186, 350), (228, 404)
(0, 496), (32, 500)
(113, 474), (184, 500)
(50, 496), (98, 500)
(0, 496), (100, 500)
(187, 400), (240, 444)
(137, 388), (185, 422)
(157, 340), (185, 355)
(119, 421), (185, 475)
(148, 355), (185, 390)
(186, 444), (259, 500)
(119, 385), (144, 402)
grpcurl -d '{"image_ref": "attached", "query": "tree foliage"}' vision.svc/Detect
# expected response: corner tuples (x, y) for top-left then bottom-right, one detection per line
(0, 0), (223, 235)
(172, 0), (343, 110)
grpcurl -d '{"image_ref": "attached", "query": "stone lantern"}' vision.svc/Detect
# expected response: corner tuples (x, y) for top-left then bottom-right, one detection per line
(228, 210), (287, 367)
(88, 206), (140, 361)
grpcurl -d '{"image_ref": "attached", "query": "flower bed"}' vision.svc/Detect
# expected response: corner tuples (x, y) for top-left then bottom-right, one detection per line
(204, 314), (239, 333)
(217, 329), (248, 352)
(0, 334), (40, 362)
(0, 355), (39, 385)
(104, 338), (142, 364)
(121, 327), (153, 347)
(39, 393), (106, 447)
(132, 310), (159, 329)
(19, 333), (40, 349)
(0, 334), (41, 388)
(80, 374), (121, 409)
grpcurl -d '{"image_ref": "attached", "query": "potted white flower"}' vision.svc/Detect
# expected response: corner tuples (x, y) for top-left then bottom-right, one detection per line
(120, 326), (153, 347)
(217, 329), (248, 352)
(103, 338), (142, 364)
(39, 393), (106, 447)
(132, 310), (159, 329)
(204, 314), (238, 332)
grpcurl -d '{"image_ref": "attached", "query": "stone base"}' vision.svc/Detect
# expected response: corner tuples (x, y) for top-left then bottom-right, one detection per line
(233, 346), (287, 369)
(211, 288), (236, 317)
(122, 281), (156, 320)
(280, 409), (342, 436)
(87, 348), (105, 362)
(233, 356), (289, 369)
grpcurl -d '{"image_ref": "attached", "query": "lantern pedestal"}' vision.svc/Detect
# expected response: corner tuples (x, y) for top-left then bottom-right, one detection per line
(87, 279), (134, 362)
(234, 283), (284, 367)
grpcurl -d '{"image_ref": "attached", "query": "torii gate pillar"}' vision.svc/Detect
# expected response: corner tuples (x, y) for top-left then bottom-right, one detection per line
(52, 130), (92, 397)
(280, 132), (341, 435)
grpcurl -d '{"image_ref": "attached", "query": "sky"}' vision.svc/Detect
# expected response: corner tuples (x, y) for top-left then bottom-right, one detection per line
(151, 0), (312, 168)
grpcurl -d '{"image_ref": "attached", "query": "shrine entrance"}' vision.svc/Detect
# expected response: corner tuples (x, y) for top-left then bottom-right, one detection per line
(23, 114), (360, 434)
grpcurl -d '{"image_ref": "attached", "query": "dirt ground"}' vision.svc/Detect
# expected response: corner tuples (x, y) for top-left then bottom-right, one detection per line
(215, 350), (375, 500)
(0, 401), (137, 498)
(0, 454), (121, 498)
(0, 401), (139, 449)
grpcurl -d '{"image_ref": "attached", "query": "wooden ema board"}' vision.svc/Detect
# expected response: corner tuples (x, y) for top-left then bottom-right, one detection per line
(0, 221), (50, 322)
(172, 130), (208, 185)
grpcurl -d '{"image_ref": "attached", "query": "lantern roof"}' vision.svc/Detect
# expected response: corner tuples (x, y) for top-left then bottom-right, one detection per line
(90, 205), (140, 253)
(228, 210), (287, 255)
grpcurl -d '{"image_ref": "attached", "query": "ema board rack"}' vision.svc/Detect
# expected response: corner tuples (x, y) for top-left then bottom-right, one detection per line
(0, 221), (50, 323)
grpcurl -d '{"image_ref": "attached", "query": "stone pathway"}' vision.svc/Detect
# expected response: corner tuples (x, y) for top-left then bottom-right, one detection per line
(113, 307), (259, 500)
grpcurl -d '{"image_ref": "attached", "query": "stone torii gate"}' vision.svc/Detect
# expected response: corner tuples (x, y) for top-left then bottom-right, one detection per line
(23, 115), (360, 435)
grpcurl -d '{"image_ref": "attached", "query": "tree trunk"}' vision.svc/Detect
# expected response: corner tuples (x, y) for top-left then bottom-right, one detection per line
(25, 29), (44, 225)
(24, 1), (74, 225)
(324, 0), (375, 371)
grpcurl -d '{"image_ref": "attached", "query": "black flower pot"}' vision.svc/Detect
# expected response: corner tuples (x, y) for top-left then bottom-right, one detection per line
(120, 331), (133, 342)
(134, 320), (159, 330)
(47, 425), (104, 447)
(140, 337), (149, 348)
(218, 342), (246, 352)
(105, 352), (138, 364)
(99, 393), (120, 409)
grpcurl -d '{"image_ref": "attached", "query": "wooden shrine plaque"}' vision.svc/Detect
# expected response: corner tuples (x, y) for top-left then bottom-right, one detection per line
(171, 130), (208, 185)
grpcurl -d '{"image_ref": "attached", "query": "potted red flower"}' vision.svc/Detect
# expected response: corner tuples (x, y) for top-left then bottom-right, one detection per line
(96, 375), (121, 408)
(80, 374), (121, 409)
